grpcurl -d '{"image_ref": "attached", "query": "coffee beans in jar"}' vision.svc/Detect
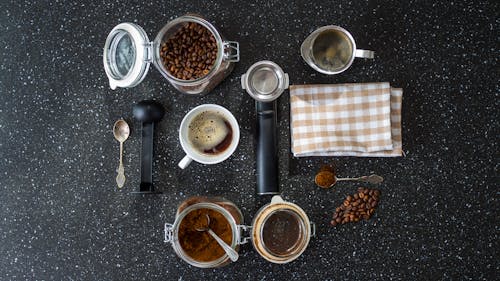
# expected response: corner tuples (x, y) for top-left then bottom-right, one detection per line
(330, 187), (381, 226)
(160, 22), (218, 80)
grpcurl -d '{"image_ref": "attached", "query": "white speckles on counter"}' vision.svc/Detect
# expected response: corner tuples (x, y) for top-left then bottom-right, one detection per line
(0, 0), (498, 280)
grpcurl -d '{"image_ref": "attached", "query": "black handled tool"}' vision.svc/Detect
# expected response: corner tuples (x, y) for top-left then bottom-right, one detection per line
(132, 100), (165, 194)
(241, 61), (288, 196)
(256, 101), (279, 195)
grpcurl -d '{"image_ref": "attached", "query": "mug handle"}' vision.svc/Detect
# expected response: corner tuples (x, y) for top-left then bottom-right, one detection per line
(178, 155), (193, 169)
(354, 49), (375, 59)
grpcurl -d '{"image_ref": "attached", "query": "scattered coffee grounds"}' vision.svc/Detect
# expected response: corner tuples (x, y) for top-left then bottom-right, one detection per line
(160, 22), (218, 80)
(178, 208), (232, 262)
(315, 164), (336, 188)
(331, 187), (380, 226)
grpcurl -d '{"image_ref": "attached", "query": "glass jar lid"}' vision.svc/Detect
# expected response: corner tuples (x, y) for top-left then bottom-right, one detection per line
(241, 61), (289, 102)
(103, 23), (151, 90)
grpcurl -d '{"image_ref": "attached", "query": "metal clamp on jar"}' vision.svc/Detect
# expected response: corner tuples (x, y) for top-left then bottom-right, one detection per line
(103, 14), (239, 95)
(241, 61), (289, 195)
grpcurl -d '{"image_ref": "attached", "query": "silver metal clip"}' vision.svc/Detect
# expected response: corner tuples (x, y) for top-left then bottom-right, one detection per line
(144, 41), (153, 63)
(164, 223), (174, 243)
(237, 225), (252, 245)
(223, 41), (240, 62)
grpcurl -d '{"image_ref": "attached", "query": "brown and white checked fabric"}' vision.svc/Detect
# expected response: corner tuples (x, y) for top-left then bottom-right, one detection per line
(290, 82), (403, 157)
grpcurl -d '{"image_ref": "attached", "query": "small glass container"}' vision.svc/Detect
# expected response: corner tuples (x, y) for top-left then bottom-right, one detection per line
(164, 197), (245, 268)
(103, 14), (239, 95)
(250, 196), (315, 264)
(164, 196), (315, 267)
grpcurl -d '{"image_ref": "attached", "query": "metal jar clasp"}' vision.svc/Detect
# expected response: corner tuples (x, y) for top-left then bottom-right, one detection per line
(223, 41), (240, 62)
(164, 223), (174, 243)
(236, 224), (252, 245)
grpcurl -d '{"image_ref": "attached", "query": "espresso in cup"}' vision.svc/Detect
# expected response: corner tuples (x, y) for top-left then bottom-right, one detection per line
(188, 111), (233, 155)
(178, 104), (240, 169)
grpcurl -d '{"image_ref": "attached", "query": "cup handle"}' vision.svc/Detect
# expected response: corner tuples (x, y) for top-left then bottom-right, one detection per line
(354, 49), (375, 59)
(178, 155), (193, 169)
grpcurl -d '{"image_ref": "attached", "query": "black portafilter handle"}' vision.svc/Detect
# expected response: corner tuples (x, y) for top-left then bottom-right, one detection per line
(132, 100), (165, 194)
(256, 101), (279, 195)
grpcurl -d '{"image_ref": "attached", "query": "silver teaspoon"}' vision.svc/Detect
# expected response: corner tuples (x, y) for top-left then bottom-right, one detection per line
(315, 173), (384, 188)
(196, 214), (239, 262)
(113, 119), (130, 188)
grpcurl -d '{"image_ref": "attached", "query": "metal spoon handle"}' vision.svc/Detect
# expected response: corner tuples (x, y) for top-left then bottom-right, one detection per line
(116, 142), (125, 188)
(207, 229), (239, 262)
(360, 174), (384, 184)
(336, 174), (383, 184)
(119, 141), (123, 163)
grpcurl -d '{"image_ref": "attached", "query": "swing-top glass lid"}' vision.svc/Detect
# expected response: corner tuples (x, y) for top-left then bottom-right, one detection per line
(103, 23), (151, 90)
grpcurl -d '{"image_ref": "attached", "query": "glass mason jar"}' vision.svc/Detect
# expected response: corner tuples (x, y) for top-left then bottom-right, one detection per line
(163, 197), (246, 268)
(103, 14), (239, 95)
(164, 196), (315, 267)
(250, 195), (315, 264)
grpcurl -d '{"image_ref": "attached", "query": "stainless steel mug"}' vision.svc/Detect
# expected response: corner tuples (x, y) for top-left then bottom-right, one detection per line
(301, 25), (374, 74)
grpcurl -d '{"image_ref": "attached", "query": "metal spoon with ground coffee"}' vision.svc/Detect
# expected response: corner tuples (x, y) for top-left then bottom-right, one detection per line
(195, 214), (239, 262)
(315, 165), (383, 188)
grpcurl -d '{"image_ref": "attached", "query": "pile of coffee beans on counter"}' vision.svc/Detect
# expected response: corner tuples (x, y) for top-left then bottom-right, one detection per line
(160, 22), (217, 80)
(331, 187), (380, 226)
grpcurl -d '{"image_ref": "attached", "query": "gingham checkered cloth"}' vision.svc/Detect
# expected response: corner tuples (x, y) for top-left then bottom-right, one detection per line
(290, 82), (403, 157)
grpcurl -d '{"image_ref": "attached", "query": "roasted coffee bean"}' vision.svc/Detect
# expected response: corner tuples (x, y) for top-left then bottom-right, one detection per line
(160, 22), (217, 80)
(330, 188), (381, 227)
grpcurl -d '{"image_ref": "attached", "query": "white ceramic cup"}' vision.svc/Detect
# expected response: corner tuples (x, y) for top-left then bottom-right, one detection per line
(178, 104), (240, 169)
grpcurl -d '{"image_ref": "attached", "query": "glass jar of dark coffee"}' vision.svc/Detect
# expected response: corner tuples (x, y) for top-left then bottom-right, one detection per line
(251, 196), (315, 263)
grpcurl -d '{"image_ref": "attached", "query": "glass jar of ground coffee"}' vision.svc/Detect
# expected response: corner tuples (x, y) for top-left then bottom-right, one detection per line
(164, 197), (244, 268)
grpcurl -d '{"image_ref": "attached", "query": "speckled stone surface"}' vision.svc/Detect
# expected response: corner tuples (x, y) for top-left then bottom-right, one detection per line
(0, 0), (498, 280)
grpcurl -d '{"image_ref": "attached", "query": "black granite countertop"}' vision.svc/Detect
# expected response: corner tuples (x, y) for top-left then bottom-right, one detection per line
(0, 0), (498, 280)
